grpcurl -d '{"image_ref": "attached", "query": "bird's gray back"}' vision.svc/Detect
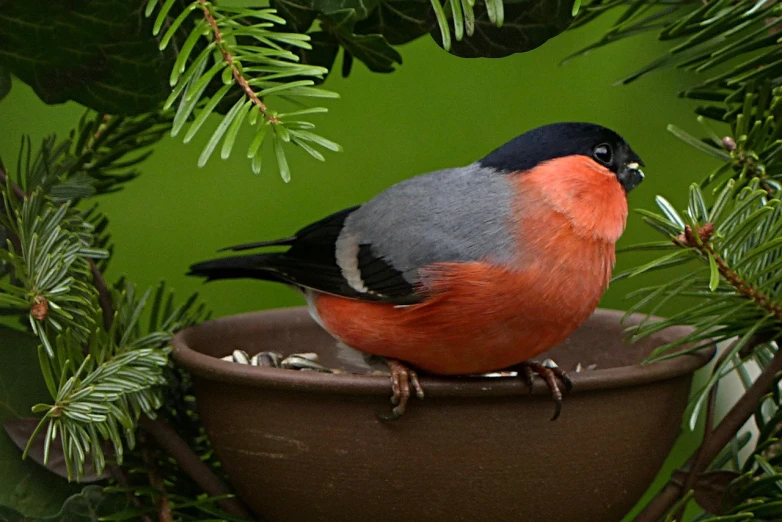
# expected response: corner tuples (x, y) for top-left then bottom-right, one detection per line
(340, 163), (517, 281)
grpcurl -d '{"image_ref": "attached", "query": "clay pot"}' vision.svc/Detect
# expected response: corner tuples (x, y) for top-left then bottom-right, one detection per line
(171, 307), (713, 522)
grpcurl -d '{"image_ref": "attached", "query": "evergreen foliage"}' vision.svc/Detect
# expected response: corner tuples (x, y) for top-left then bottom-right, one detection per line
(2, 0), (782, 519)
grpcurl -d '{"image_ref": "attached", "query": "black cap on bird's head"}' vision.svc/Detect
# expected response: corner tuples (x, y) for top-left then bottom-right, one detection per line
(478, 122), (645, 193)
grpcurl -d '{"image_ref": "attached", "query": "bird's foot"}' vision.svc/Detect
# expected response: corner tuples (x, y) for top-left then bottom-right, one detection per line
(377, 359), (425, 422)
(515, 359), (573, 421)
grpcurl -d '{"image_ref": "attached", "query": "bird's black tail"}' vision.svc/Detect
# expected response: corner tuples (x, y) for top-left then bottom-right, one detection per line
(187, 254), (288, 284)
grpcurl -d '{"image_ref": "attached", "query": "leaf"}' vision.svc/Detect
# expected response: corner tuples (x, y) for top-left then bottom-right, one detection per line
(432, 0), (575, 57)
(708, 252), (720, 291)
(694, 470), (742, 515)
(323, 9), (403, 72)
(354, 0), (434, 45)
(198, 98), (246, 167)
(183, 83), (233, 144)
(0, 486), (132, 521)
(0, 67), (11, 103)
(49, 176), (97, 202)
(0, 0), (199, 115)
(0, 327), (82, 516)
(654, 196), (685, 229)
(3, 419), (111, 483)
(292, 130), (343, 151)
(461, 0), (475, 36)
(273, 133), (292, 182)
(430, 0), (452, 51)
(668, 124), (732, 162)
(221, 101), (253, 159)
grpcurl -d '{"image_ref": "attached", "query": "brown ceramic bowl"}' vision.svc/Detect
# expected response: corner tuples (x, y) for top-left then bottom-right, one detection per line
(172, 307), (713, 522)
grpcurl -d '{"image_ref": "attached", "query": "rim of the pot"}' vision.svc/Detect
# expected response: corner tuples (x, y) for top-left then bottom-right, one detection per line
(171, 307), (716, 398)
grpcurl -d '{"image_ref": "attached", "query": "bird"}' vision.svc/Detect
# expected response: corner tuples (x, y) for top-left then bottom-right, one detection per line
(188, 122), (644, 421)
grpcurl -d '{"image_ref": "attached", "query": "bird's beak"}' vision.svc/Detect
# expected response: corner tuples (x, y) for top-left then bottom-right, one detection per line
(617, 162), (644, 193)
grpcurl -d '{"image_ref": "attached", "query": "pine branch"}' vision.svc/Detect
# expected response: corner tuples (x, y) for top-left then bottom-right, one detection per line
(615, 81), (782, 518)
(1, 118), (251, 518)
(146, 0), (341, 179)
(14, 112), (172, 199)
(0, 168), (24, 255)
(675, 223), (782, 321)
(567, 0), (780, 92)
(90, 265), (249, 517)
(634, 345), (782, 521)
(27, 345), (170, 480)
(197, 0), (278, 125)
(0, 188), (106, 355)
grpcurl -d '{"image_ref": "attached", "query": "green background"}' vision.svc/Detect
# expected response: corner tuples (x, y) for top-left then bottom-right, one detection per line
(0, 12), (718, 519)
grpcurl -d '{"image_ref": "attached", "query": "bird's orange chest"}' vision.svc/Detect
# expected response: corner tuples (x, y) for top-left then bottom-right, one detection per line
(508, 155), (629, 313)
(315, 156), (629, 374)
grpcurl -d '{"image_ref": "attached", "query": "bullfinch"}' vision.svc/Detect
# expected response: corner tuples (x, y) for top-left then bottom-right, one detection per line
(188, 122), (645, 420)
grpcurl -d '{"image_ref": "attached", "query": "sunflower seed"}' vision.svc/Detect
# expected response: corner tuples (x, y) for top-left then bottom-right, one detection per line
(232, 350), (250, 365)
(260, 351), (283, 367)
(574, 362), (598, 373)
(280, 355), (332, 372)
(477, 371), (517, 378)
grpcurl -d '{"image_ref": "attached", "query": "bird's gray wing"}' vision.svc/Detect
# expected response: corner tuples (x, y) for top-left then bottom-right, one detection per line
(335, 164), (517, 300)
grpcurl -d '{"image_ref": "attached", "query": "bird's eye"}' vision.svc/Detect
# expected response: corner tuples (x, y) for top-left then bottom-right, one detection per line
(593, 143), (613, 165)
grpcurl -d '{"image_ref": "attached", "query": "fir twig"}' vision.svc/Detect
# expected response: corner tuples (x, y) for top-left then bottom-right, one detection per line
(1, 123), (248, 517)
(54, 183), (251, 517)
(674, 223), (782, 321)
(635, 347), (782, 521)
(146, 0), (340, 178)
(2, 161), (157, 521)
(197, 0), (279, 125)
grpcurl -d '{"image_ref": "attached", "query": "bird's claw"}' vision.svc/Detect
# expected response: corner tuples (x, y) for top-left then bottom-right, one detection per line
(516, 359), (572, 421)
(377, 359), (425, 422)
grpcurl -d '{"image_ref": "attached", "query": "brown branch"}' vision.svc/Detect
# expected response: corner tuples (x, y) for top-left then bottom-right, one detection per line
(140, 416), (252, 518)
(198, 0), (279, 124)
(635, 346), (782, 521)
(676, 223), (782, 320)
(88, 259), (114, 331)
(671, 338), (741, 522)
(0, 167), (27, 201)
(140, 433), (174, 522)
(109, 464), (155, 522)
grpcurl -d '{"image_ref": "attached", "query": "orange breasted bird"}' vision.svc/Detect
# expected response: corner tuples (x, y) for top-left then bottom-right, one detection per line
(188, 122), (644, 420)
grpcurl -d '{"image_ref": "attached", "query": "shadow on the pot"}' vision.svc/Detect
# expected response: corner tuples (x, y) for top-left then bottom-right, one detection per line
(172, 307), (714, 522)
